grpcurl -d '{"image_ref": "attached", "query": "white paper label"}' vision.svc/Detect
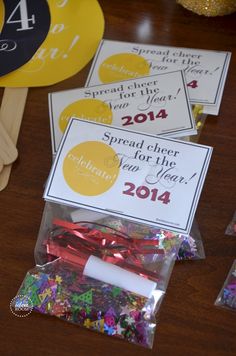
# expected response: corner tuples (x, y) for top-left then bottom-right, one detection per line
(86, 39), (231, 115)
(49, 70), (196, 154)
(44, 119), (212, 234)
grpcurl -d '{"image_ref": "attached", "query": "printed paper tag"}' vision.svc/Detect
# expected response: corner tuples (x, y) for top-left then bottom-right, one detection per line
(86, 39), (231, 115)
(49, 70), (196, 154)
(44, 119), (212, 234)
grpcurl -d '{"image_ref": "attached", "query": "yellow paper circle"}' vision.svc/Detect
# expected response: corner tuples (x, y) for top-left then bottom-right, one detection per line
(63, 141), (119, 196)
(0, 1), (4, 33)
(59, 99), (113, 133)
(0, 0), (104, 87)
(98, 53), (150, 83)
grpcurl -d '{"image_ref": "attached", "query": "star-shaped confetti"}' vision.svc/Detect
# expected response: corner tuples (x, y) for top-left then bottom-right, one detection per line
(116, 323), (125, 335)
(84, 318), (92, 328)
(55, 275), (62, 284)
(125, 315), (135, 325)
(104, 324), (115, 335)
(120, 305), (133, 315)
(71, 293), (81, 303)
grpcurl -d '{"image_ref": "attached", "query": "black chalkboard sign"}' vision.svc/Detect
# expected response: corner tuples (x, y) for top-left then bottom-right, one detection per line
(0, 0), (50, 77)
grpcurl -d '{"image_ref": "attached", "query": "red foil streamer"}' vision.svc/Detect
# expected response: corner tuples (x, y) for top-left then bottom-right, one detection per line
(46, 218), (164, 282)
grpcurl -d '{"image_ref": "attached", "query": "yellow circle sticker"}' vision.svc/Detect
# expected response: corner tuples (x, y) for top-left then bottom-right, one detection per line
(63, 141), (119, 196)
(59, 99), (113, 133)
(98, 53), (150, 83)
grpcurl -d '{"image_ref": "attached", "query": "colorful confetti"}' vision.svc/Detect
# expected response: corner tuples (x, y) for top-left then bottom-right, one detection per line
(225, 210), (236, 236)
(215, 259), (236, 311)
(18, 259), (158, 347)
(94, 216), (204, 261)
(177, 235), (198, 260)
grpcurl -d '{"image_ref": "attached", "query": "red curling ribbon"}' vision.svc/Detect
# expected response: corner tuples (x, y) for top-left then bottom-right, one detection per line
(46, 241), (89, 269)
(47, 218), (164, 282)
(46, 240), (160, 282)
(51, 218), (161, 254)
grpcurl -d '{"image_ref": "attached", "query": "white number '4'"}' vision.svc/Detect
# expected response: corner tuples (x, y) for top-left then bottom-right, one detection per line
(7, 0), (35, 31)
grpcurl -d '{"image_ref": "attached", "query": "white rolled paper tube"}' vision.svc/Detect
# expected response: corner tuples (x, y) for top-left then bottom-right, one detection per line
(70, 209), (109, 222)
(83, 255), (157, 298)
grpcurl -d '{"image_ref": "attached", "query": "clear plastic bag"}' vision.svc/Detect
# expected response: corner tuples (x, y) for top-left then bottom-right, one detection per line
(225, 211), (236, 236)
(177, 219), (205, 261)
(191, 104), (207, 143)
(215, 259), (236, 311)
(17, 259), (163, 347)
(180, 104), (207, 143)
(23, 202), (183, 348)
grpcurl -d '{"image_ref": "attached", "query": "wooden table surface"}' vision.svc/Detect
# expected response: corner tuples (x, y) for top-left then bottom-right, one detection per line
(1, 1), (236, 355)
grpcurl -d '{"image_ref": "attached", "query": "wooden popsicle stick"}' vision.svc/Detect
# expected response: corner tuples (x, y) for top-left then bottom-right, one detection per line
(0, 155), (3, 173)
(0, 87), (28, 191)
(0, 121), (18, 164)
